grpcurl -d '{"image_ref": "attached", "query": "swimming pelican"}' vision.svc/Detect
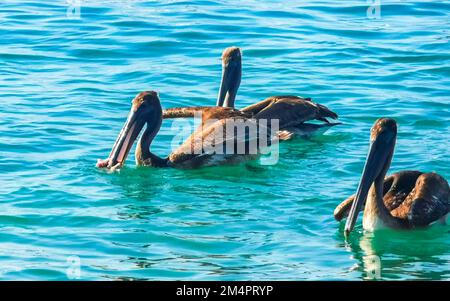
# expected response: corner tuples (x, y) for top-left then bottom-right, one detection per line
(337, 118), (449, 236)
(96, 91), (278, 169)
(162, 47), (340, 138)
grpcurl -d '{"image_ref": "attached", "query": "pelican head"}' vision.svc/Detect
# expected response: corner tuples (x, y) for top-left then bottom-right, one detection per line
(99, 91), (162, 168)
(344, 118), (397, 236)
(216, 46), (242, 108)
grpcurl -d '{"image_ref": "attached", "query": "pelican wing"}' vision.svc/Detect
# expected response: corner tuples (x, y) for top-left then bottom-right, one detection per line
(162, 106), (211, 118)
(163, 106), (251, 125)
(241, 96), (338, 128)
(390, 172), (450, 226)
(168, 117), (271, 167)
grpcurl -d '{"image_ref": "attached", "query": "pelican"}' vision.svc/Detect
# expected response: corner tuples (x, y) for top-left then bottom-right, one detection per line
(162, 47), (340, 138)
(336, 118), (449, 236)
(96, 91), (278, 169)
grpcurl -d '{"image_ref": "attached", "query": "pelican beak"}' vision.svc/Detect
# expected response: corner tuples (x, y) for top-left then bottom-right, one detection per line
(344, 129), (395, 237)
(216, 53), (241, 108)
(97, 106), (147, 169)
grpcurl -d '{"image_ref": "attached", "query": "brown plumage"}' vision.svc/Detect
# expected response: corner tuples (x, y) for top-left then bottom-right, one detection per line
(221, 46), (241, 65)
(241, 95), (338, 128)
(336, 171), (449, 227)
(165, 116), (264, 168)
(390, 172), (449, 226)
(335, 170), (430, 221)
(163, 96), (339, 133)
(162, 106), (252, 125)
(341, 118), (450, 235)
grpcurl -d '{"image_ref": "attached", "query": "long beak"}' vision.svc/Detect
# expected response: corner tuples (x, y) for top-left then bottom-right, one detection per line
(216, 61), (241, 108)
(105, 108), (147, 168)
(344, 131), (394, 236)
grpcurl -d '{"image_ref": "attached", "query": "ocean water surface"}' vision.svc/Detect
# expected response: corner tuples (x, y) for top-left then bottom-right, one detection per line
(0, 0), (449, 280)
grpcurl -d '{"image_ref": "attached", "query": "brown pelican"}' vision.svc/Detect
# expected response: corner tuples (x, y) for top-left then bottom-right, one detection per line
(336, 118), (449, 236)
(217, 46), (241, 108)
(96, 91), (278, 170)
(162, 47), (340, 138)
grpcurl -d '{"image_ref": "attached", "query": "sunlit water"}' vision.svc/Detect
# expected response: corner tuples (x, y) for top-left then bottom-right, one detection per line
(0, 0), (449, 280)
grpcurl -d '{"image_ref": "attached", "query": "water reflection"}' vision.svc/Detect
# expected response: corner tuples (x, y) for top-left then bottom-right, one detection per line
(342, 226), (450, 280)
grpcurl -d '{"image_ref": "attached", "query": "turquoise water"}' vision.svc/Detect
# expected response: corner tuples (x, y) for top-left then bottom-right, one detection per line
(1, 0), (449, 280)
